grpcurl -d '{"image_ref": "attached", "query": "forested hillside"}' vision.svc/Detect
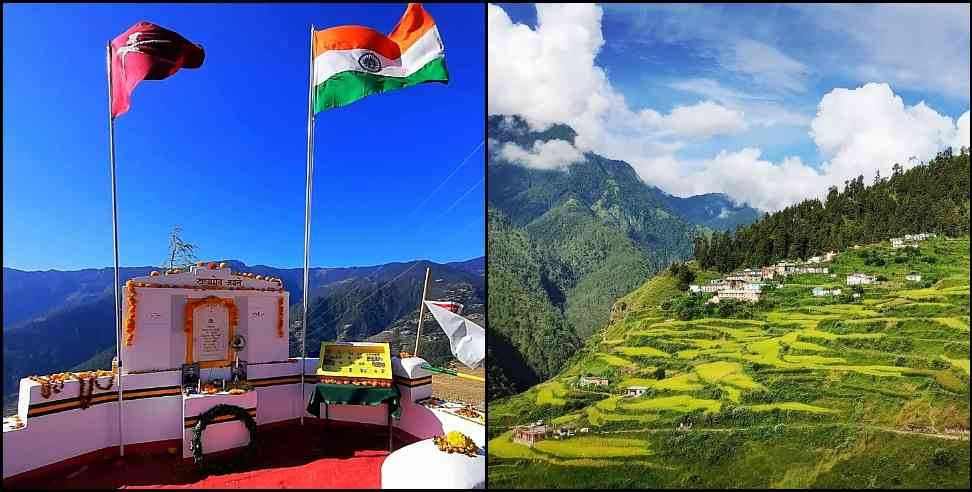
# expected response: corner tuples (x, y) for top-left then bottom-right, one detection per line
(486, 115), (760, 399)
(488, 209), (581, 399)
(695, 149), (970, 273)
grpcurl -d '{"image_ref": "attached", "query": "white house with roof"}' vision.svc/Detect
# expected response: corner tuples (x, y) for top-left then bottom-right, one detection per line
(847, 273), (877, 286)
(905, 272), (922, 282)
(812, 287), (842, 297)
(624, 386), (649, 398)
(708, 289), (760, 304)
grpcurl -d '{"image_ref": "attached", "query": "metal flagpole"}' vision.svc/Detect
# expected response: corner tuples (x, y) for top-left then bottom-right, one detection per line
(413, 267), (432, 357)
(106, 41), (125, 458)
(300, 24), (317, 426)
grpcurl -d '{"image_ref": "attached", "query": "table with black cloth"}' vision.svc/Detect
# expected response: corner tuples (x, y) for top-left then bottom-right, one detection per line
(306, 383), (402, 451)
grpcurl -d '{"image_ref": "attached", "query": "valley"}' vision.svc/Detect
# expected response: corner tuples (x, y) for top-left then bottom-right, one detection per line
(486, 114), (761, 399)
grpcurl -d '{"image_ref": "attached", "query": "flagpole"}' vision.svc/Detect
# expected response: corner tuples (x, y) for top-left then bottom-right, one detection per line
(106, 41), (125, 458)
(300, 24), (316, 426)
(413, 267), (432, 357)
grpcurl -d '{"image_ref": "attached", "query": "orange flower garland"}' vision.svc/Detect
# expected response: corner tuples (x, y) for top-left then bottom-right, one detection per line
(122, 273), (282, 347)
(124, 280), (138, 346)
(277, 295), (286, 338)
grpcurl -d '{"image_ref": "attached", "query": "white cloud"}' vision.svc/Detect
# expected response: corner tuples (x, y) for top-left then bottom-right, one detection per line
(629, 83), (969, 211)
(725, 39), (809, 93)
(488, 4), (970, 213)
(487, 3), (745, 147)
(668, 78), (770, 104)
(811, 83), (966, 183)
(669, 78), (811, 128)
(628, 149), (830, 212)
(498, 139), (585, 171)
(795, 4), (970, 102)
(955, 111), (971, 151)
(662, 101), (747, 138)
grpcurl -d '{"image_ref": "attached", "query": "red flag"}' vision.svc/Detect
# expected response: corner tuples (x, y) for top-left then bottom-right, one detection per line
(109, 21), (205, 118)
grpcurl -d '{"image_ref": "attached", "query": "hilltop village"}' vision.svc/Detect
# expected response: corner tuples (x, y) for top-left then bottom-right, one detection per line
(687, 233), (938, 304)
(507, 232), (946, 446)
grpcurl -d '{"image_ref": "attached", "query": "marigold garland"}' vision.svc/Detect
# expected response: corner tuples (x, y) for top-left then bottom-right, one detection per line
(123, 276), (281, 347)
(29, 370), (115, 401)
(276, 295), (286, 338)
(124, 280), (138, 346)
(434, 431), (479, 457)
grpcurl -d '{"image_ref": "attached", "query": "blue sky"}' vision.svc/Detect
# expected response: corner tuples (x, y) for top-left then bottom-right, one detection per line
(489, 4), (970, 212)
(3, 3), (484, 271)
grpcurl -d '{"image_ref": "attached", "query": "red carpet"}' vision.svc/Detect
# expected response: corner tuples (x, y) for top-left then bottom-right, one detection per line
(7, 420), (420, 489)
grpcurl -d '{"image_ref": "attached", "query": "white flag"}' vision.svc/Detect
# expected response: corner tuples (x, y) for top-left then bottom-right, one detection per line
(424, 301), (484, 369)
(427, 300), (463, 314)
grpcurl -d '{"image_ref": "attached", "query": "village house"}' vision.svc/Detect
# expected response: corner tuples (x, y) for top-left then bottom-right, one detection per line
(760, 266), (777, 280)
(905, 272), (922, 282)
(554, 427), (575, 439)
(893, 233), (937, 249)
(577, 375), (609, 388)
(512, 424), (548, 447)
(727, 273), (762, 284)
(743, 282), (764, 292)
(847, 273), (877, 286)
(812, 287), (842, 297)
(806, 252), (837, 264)
(780, 265), (828, 275)
(624, 386), (649, 398)
(708, 289), (760, 304)
(699, 282), (727, 293)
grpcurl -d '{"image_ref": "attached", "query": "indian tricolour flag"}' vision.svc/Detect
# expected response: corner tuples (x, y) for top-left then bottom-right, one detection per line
(313, 3), (448, 112)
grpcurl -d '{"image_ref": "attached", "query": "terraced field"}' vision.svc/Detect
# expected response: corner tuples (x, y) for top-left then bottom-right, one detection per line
(489, 237), (970, 488)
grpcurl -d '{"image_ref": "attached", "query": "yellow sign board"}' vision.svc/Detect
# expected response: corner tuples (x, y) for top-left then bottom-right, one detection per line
(316, 342), (393, 382)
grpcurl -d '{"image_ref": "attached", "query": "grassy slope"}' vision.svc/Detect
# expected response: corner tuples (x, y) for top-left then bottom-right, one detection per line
(488, 236), (970, 489)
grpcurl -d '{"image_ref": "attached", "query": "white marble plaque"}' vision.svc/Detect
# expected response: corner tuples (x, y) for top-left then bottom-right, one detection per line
(193, 304), (230, 364)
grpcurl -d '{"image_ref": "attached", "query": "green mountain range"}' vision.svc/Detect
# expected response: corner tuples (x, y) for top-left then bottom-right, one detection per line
(488, 149), (970, 488)
(487, 115), (760, 399)
(2, 257), (483, 415)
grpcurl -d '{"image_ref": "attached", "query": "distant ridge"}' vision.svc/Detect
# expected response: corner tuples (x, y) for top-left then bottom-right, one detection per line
(2, 256), (484, 414)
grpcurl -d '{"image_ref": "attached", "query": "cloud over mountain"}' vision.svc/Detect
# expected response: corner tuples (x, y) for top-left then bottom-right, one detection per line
(487, 3), (970, 212)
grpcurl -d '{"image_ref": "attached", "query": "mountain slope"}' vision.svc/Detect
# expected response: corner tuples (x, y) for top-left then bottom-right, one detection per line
(298, 259), (484, 356)
(488, 237), (970, 488)
(3, 267), (156, 329)
(660, 191), (762, 232)
(488, 209), (580, 399)
(695, 149), (970, 272)
(487, 114), (759, 399)
(2, 257), (483, 414)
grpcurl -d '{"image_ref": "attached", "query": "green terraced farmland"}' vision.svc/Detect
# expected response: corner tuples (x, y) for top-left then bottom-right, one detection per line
(489, 237), (970, 489)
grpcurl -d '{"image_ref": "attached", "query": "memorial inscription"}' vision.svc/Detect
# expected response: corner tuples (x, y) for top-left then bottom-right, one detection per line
(189, 303), (233, 367)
